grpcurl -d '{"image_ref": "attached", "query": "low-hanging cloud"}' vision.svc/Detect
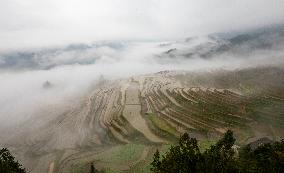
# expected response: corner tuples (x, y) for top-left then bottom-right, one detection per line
(0, 30), (284, 131)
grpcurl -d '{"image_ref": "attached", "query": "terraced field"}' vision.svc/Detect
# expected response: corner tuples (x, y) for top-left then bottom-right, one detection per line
(2, 67), (284, 173)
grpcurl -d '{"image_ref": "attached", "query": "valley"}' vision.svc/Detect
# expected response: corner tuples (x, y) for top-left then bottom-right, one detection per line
(2, 66), (284, 173)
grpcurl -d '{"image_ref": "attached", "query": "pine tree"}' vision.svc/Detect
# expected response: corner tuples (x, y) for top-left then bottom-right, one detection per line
(0, 148), (26, 173)
(150, 150), (161, 173)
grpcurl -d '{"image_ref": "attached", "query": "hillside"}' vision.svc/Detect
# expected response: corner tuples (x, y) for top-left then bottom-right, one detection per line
(2, 66), (283, 173)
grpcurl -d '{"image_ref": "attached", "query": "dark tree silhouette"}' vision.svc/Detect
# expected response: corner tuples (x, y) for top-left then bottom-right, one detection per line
(150, 130), (284, 173)
(150, 150), (161, 173)
(238, 139), (284, 173)
(0, 148), (26, 173)
(202, 130), (238, 173)
(151, 133), (202, 173)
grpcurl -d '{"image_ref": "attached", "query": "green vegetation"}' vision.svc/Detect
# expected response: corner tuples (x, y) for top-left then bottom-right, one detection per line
(100, 168), (119, 173)
(0, 148), (26, 173)
(146, 82), (284, 141)
(95, 143), (145, 163)
(147, 113), (179, 137)
(198, 140), (216, 152)
(128, 144), (172, 173)
(151, 130), (284, 173)
(70, 161), (88, 173)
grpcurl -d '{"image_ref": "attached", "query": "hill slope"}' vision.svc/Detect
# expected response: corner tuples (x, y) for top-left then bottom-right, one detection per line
(2, 66), (284, 173)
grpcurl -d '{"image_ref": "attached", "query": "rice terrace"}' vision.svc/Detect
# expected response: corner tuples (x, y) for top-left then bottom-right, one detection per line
(0, 0), (284, 173)
(2, 66), (283, 173)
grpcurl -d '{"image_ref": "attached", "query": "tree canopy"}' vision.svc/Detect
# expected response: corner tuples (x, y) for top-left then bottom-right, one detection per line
(151, 130), (284, 173)
(0, 148), (26, 173)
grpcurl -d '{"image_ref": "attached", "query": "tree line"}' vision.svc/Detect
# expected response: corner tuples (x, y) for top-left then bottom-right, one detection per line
(151, 130), (284, 173)
(1, 130), (283, 173)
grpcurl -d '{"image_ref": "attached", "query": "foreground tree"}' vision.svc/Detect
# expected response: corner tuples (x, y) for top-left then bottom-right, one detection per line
(202, 130), (238, 173)
(0, 148), (26, 173)
(150, 133), (203, 173)
(150, 150), (161, 173)
(238, 139), (284, 173)
(151, 130), (284, 173)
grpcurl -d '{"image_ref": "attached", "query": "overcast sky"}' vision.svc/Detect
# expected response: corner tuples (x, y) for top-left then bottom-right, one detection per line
(1, 0), (284, 50)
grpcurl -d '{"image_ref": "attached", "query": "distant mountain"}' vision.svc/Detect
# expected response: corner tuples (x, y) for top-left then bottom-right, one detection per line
(1, 24), (284, 71)
(0, 41), (126, 70)
(157, 24), (284, 60)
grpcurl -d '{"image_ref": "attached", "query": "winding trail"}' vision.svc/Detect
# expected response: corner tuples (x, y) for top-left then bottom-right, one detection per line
(47, 162), (54, 173)
(123, 81), (165, 143)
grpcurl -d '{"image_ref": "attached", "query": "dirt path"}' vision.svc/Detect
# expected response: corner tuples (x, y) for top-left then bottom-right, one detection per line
(47, 162), (54, 173)
(123, 81), (165, 143)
